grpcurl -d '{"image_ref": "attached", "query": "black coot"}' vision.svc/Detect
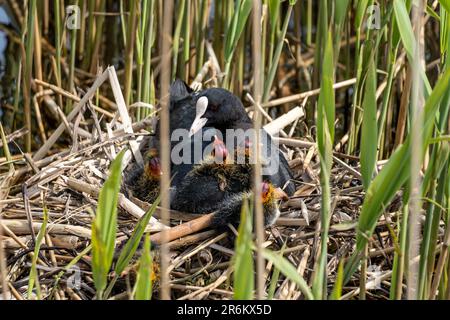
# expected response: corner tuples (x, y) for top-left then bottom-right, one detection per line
(151, 79), (216, 188)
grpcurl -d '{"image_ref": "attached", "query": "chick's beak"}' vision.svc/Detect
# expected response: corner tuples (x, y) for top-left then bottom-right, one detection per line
(273, 188), (289, 201)
(150, 158), (163, 176)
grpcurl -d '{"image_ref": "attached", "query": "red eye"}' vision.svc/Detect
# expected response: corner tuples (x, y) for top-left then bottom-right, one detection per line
(210, 103), (218, 111)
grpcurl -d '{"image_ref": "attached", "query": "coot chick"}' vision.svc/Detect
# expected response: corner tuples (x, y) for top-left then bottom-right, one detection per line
(171, 136), (253, 214)
(125, 148), (162, 203)
(212, 181), (288, 227)
(188, 89), (295, 195)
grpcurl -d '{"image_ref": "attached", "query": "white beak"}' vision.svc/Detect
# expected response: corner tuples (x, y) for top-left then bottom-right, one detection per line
(189, 96), (209, 137)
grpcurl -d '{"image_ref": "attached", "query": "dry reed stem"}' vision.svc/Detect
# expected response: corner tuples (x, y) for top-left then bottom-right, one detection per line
(159, 0), (174, 300)
(252, 0), (265, 300)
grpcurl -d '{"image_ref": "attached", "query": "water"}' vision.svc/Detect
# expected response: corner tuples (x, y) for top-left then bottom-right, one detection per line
(0, 5), (9, 79)
(0, 4), (12, 120)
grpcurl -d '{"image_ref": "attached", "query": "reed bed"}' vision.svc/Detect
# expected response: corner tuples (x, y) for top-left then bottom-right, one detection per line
(0, 0), (449, 300)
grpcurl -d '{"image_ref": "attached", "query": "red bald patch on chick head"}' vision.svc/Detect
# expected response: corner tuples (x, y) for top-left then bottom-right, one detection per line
(144, 148), (163, 178)
(212, 135), (228, 162)
(261, 181), (273, 204)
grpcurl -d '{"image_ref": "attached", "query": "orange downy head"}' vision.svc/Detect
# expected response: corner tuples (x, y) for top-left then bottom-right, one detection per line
(261, 181), (288, 204)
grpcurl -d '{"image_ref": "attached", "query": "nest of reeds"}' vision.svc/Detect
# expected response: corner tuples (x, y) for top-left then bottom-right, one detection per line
(0, 67), (398, 300)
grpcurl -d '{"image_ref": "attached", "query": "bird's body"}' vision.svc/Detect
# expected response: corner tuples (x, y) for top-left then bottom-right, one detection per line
(171, 137), (252, 214)
(152, 80), (221, 189)
(126, 168), (160, 203)
(212, 181), (288, 227)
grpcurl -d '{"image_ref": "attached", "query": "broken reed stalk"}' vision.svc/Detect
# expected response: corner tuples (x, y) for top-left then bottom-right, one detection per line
(33, 68), (110, 161)
(261, 78), (356, 108)
(150, 213), (215, 245)
(0, 219), (92, 239)
(65, 177), (164, 230)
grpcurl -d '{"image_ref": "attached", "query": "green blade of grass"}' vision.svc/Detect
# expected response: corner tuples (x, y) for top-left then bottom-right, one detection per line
(91, 150), (125, 299)
(142, 0), (155, 108)
(124, 1), (138, 106)
(390, 202), (409, 299)
(312, 29), (335, 300)
(333, 0), (350, 60)
(262, 249), (314, 300)
(223, 0), (252, 88)
(418, 143), (450, 297)
(393, 0), (431, 96)
(23, 0), (37, 152)
(267, 0), (281, 67)
(267, 243), (286, 300)
(329, 260), (345, 300)
(134, 235), (153, 300)
(439, 0), (450, 13)
(115, 197), (160, 275)
(53, 0), (62, 91)
(51, 244), (92, 298)
(233, 198), (254, 300)
(262, 1), (295, 102)
(360, 56), (378, 190)
(171, 0), (186, 79)
(27, 206), (48, 300)
(104, 196), (161, 298)
(344, 66), (450, 284)
(354, 0), (370, 31)
(68, 0), (79, 112)
(0, 123), (14, 172)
